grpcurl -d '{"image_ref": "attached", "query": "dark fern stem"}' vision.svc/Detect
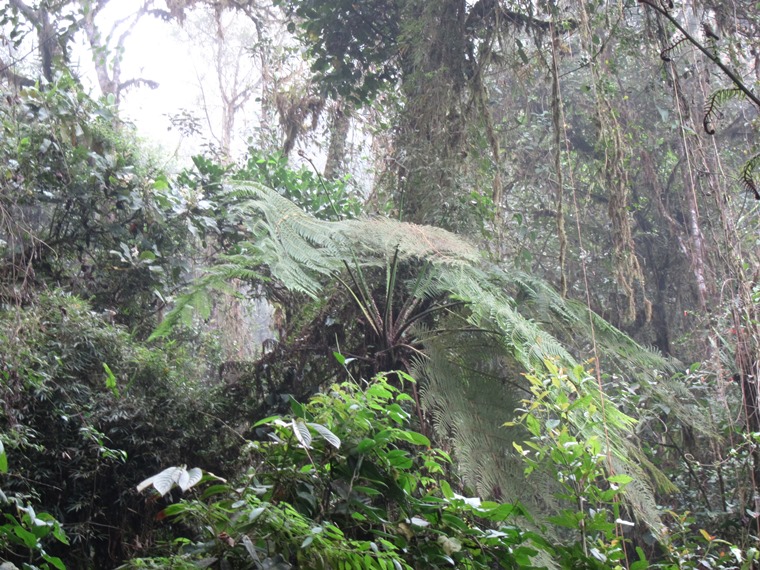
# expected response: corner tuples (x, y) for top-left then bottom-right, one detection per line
(660, 35), (689, 62)
(740, 154), (760, 200)
(703, 88), (744, 135)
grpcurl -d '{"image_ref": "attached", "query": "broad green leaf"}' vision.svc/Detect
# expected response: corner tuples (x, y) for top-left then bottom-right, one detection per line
(630, 546), (649, 570)
(479, 503), (516, 522)
(385, 450), (412, 469)
(252, 415), (280, 428)
(524, 414), (540, 436)
(13, 524), (38, 549)
(607, 474), (633, 486)
(42, 553), (66, 570)
(161, 504), (187, 517)
(290, 398), (305, 418)
(201, 484), (230, 499)
(352, 486), (382, 496)
(366, 383), (393, 400)
(394, 430), (430, 447)
(51, 522), (69, 545)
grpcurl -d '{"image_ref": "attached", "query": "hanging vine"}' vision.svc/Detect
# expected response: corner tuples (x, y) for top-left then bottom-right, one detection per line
(550, 21), (567, 297)
(576, 0), (649, 321)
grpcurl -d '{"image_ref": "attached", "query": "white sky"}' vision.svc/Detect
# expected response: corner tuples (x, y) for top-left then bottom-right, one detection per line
(68, 2), (374, 189)
(88, 3), (211, 161)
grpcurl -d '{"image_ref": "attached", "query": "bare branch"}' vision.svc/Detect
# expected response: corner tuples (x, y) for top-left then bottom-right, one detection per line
(117, 78), (159, 95)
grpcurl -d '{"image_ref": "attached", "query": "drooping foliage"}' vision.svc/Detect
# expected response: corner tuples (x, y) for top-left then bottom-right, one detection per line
(1, 0), (759, 566)
(156, 180), (711, 534)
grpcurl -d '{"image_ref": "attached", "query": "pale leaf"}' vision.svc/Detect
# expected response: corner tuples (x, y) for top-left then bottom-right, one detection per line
(292, 419), (313, 449)
(308, 422), (341, 449)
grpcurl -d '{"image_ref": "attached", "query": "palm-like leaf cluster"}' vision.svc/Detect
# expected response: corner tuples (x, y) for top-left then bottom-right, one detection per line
(161, 181), (708, 533)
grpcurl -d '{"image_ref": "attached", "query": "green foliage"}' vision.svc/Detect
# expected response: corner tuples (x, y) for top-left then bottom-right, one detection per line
(151, 149), (364, 342)
(505, 362), (760, 569)
(655, 512), (760, 570)
(232, 150), (362, 221)
(739, 153), (760, 200)
(131, 374), (553, 569)
(703, 88), (745, 135)
(0, 447), (69, 570)
(510, 361), (636, 564)
(0, 75), (194, 330)
(154, 181), (705, 533)
(276, 0), (401, 103)
(178, 148), (362, 223)
(0, 291), (222, 567)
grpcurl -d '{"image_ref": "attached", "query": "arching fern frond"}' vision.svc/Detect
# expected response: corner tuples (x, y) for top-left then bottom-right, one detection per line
(157, 180), (708, 537)
(660, 34), (690, 62)
(703, 87), (744, 135)
(740, 153), (760, 200)
(149, 265), (265, 341)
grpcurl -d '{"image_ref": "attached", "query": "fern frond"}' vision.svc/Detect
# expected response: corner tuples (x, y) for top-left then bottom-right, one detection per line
(660, 35), (689, 62)
(155, 180), (709, 538)
(740, 153), (760, 200)
(149, 273), (240, 341)
(703, 88), (744, 135)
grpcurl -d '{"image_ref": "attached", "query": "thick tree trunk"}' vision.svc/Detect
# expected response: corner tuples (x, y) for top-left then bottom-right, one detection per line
(394, 0), (470, 229)
(9, 0), (61, 83)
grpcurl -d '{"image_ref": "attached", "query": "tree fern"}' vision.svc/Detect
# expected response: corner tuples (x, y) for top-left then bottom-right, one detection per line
(158, 180), (707, 536)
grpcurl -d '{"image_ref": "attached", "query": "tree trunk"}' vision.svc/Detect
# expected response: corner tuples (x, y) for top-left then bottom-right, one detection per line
(324, 102), (351, 180)
(394, 0), (470, 229)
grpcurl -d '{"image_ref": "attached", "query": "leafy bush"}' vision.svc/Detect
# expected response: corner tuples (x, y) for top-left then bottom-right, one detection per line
(0, 291), (222, 568)
(0, 75), (195, 331)
(129, 373), (552, 569)
(178, 149), (362, 224)
(232, 150), (362, 221)
(0, 442), (69, 570)
(509, 361), (760, 569)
